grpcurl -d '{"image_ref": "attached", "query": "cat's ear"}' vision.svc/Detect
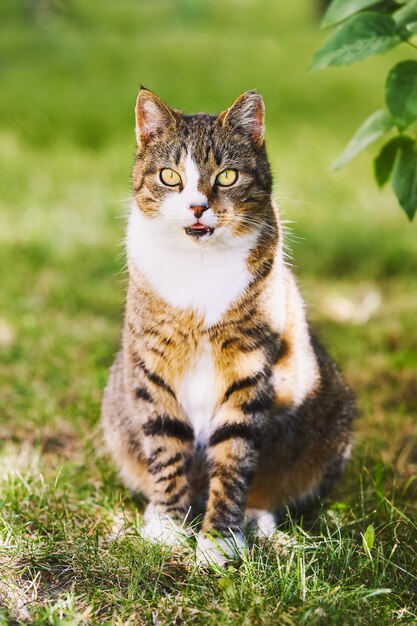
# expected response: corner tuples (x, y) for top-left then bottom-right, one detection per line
(135, 88), (178, 146)
(217, 91), (265, 146)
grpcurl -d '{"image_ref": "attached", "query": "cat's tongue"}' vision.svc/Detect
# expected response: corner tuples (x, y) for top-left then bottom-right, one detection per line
(184, 223), (214, 238)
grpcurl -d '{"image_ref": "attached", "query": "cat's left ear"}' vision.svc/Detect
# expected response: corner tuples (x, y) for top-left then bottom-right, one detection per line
(216, 91), (265, 146)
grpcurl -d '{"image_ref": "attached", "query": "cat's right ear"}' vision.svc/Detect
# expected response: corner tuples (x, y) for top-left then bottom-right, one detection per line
(135, 88), (178, 146)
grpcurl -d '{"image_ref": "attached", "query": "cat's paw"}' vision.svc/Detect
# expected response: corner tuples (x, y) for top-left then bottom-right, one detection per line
(140, 504), (190, 546)
(196, 531), (246, 568)
(245, 508), (297, 553)
(245, 508), (276, 538)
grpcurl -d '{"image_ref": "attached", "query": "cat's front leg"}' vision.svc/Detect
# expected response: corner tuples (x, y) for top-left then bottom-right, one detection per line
(197, 395), (267, 566)
(140, 410), (194, 545)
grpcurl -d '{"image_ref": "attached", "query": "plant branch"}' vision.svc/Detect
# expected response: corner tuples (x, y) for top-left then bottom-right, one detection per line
(405, 39), (417, 50)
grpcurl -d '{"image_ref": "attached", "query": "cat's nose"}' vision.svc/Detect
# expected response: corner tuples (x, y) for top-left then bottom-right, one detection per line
(190, 203), (209, 219)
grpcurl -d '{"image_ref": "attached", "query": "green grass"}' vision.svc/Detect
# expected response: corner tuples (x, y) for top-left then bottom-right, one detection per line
(0, 0), (416, 623)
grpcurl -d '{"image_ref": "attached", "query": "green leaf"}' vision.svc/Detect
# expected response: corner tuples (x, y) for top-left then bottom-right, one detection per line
(405, 20), (417, 36)
(393, 0), (417, 27)
(374, 136), (414, 187)
(311, 13), (401, 70)
(392, 139), (417, 220)
(362, 524), (375, 558)
(321, 0), (382, 28)
(385, 60), (417, 131)
(332, 109), (394, 170)
(330, 501), (349, 511)
(218, 576), (236, 599)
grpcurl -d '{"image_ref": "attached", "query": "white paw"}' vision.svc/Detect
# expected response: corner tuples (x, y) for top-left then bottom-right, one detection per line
(140, 504), (190, 546)
(196, 531), (246, 568)
(246, 508), (276, 538)
(245, 508), (297, 552)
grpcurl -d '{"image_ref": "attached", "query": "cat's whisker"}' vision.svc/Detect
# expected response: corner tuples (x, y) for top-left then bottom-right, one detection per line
(275, 195), (311, 206)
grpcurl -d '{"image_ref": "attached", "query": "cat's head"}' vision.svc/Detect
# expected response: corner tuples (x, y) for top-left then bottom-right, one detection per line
(132, 88), (274, 245)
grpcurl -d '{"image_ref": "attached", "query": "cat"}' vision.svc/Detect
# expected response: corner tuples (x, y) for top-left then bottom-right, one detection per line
(101, 87), (354, 566)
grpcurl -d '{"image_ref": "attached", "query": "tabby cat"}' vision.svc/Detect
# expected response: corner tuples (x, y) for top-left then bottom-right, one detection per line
(101, 88), (354, 566)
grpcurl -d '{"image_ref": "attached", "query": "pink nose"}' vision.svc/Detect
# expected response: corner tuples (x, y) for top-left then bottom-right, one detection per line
(190, 203), (208, 219)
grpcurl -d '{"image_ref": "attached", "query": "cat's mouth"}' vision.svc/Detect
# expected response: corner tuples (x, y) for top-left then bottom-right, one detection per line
(184, 223), (215, 239)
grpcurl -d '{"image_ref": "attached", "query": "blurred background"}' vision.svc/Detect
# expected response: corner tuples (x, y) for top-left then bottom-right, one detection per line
(0, 0), (416, 492)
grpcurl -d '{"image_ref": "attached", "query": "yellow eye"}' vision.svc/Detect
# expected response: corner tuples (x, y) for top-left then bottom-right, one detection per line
(216, 169), (238, 187)
(160, 168), (182, 186)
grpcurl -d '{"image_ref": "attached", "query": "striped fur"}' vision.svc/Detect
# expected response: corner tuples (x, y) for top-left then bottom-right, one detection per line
(101, 89), (354, 563)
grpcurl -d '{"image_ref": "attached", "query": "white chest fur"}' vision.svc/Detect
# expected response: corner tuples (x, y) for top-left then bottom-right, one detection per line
(177, 339), (217, 446)
(126, 204), (257, 327)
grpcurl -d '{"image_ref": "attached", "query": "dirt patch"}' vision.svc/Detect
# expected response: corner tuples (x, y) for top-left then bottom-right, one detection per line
(0, 418), (81, 462)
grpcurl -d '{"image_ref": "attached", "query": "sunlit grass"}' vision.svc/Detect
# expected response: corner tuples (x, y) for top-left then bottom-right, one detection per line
(0, 442), (415, 624)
